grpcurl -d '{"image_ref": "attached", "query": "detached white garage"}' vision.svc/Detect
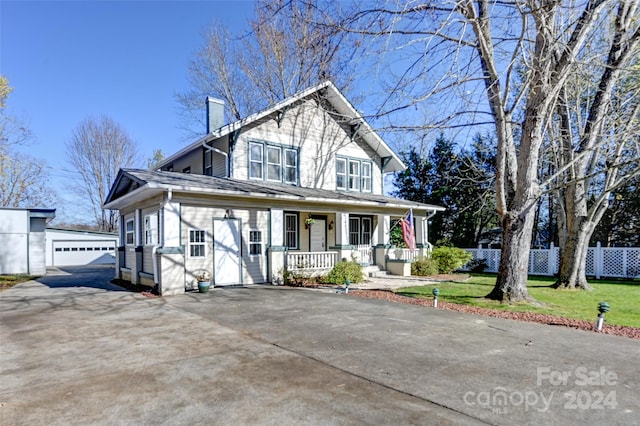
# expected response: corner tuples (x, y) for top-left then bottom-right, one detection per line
(46, 228), (119, 267)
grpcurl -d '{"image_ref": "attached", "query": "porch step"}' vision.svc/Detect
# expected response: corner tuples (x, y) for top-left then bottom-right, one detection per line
(364, 265), (389, 278)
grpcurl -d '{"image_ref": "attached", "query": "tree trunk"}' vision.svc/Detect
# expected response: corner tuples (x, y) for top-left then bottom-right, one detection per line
(486, 211), (534, 302)
(554, 218), (594, 290)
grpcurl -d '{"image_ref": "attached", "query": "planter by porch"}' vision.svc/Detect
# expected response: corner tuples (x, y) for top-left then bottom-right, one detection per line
(198, 281), (210, 293)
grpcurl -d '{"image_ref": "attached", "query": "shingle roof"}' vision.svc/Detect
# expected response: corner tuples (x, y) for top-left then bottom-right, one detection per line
(104, 169), (444, 213)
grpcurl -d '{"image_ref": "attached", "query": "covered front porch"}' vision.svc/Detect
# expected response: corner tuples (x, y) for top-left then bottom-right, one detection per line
(269, 210), (436, 280)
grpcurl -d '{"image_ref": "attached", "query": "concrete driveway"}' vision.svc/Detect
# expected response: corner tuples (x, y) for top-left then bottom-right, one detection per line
(1, 266), (638, 425)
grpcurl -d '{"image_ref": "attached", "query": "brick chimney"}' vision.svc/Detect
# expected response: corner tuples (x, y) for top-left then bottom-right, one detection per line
(206, 97), (225, 133)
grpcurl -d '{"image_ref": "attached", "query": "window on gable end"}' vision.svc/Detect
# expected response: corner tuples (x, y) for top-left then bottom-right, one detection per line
(336, 158), (346, 190)
(249, 142), (263, 179)
(266, 146), (282, 181)
(361, 162), (372, 192)
(348, 160), (360, 191)
(284, 148), (297, 184)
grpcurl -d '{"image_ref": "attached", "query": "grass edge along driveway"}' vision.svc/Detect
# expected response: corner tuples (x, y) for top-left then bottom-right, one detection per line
(398, 274), (640, 328)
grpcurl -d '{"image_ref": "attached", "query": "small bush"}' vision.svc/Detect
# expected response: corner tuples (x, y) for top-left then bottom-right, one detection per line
(411, 256), (439, 276)
(323, 260), (363, 284)
(466, 258), (489, 273)
(431, 246), (473, 274)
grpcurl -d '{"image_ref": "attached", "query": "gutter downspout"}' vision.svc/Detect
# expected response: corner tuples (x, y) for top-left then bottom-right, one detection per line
(152, 189), (173, 290)
(202, 138), (229, 177)
(424, 209), (438, 252)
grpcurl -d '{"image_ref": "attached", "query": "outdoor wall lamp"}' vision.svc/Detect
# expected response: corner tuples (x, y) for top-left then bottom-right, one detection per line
(596, 301), (610, 331)
(328, 220), (334, 230)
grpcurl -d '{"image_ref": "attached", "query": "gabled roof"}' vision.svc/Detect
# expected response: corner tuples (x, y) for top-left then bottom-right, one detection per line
(104, 169), (445, 214)
(156, 81), (405, 173)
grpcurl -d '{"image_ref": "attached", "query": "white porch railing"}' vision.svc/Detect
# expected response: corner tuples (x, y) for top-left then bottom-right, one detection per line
(462, 243), (640, 279)
(352, 245), (373, 265)
(286, 251), (339, 276)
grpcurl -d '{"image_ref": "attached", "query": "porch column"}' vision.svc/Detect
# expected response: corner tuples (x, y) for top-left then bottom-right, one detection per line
(268, 208), (286, 284)
(332, 212), (352, 262)
(375, 214), (391, 269)
(415, 215), (427, 257)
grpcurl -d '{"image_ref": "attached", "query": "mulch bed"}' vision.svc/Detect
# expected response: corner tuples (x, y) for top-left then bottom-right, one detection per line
(349, 290), (640, 340)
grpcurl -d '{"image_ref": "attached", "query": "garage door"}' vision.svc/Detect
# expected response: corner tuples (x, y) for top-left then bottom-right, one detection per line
(52, 240), (117, 266)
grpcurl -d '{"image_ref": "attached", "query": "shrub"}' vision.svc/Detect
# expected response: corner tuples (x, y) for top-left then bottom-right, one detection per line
(323, 260), (363, 284)
(466, 258), (489, 273)
(431, 246), (473, 274)
(411, 256), (439, 276)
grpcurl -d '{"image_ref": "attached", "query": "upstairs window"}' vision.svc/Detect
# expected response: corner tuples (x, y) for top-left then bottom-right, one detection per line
(348, 160), (360, 191)
(336, 158), (347, 190)
(204, 149), (212, 176)
(249, 141), (298, 185)
(337, 156), (372, 193)
(267, 146), (281, 181)
(361, 162), (372, 192)
(284, 149), (297, 184)
(249, 142), (264, 179)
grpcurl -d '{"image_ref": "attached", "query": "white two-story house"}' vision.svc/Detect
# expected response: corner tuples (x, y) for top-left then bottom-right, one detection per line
(104, 81), (444, 295)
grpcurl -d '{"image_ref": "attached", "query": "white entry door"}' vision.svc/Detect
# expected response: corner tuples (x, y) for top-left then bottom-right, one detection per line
(213, 218), (241, 286)
(309, 219), (326, 252)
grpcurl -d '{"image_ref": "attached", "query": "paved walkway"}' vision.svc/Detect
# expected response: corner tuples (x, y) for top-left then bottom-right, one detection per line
(1, 266), (638, 425)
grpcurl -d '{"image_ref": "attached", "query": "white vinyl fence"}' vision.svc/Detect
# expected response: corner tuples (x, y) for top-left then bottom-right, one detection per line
(463, 243), (640, 279)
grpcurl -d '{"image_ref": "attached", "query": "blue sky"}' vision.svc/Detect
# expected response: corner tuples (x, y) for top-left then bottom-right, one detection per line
(1, 0), (254, 222)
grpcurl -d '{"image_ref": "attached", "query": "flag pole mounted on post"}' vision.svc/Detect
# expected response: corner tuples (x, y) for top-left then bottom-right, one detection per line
(400, 209), (416, 251)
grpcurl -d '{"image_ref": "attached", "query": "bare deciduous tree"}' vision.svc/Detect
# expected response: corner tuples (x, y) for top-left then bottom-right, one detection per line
(176, 0), (358, 136)
(67, 116), (138, 232)
(327, 0), (639, 302)
(0, 75), (55, 208)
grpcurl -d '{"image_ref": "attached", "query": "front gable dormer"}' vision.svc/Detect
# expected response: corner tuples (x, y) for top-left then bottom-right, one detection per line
(154, 81), (404, 195)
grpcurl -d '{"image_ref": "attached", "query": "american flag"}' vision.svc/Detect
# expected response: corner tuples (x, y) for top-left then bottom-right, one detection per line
(400, 209), (416, 250)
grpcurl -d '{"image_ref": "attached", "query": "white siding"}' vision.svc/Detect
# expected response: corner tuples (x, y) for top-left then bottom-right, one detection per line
(232, 100), (384, 194)
(180, 205), (269, 285)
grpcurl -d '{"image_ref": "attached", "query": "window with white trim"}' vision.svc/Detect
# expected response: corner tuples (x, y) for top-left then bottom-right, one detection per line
(349, 160), (360, 191)
(361, 162), (372, 192)
(125, 219), (135, 245)
(249, 141), (298, 184)
(336, 157), (373, 193)
(349, 216), (372, 245)
(336, 158), (346, 190)
(249, 142), (264, 179)
(189, 229), (206, 258)
(144, 213), (158, 245)
(284, 213), (298, 249)
(284, 148), (297, 184)
(204, 149), (212, 176)
(266, 146), (281, 181)
(249, 230), (262, 255)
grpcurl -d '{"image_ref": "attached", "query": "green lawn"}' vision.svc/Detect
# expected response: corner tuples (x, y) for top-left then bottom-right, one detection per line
(0, 274), (38, 291)
(398, 274), (640, 328)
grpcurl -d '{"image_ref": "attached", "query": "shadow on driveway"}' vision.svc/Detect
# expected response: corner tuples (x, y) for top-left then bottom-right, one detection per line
(36, 265), (125, 291)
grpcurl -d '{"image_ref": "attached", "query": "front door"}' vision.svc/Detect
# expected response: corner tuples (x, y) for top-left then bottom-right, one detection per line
(309, 219), (326, 252)
(213, 218), (241, 286)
